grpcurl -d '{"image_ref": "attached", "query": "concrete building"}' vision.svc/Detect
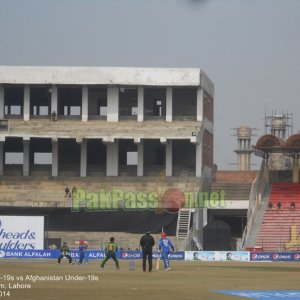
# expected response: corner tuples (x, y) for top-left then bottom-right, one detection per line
(0, 66), (214, 178)
(0, 66), (258, 250)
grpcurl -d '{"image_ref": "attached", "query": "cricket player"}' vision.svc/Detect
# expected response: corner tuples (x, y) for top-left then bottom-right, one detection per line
(158, 232), (175, 270)
(84, 241), (89, 264)
(78, 240), (85, 264)
(100, 237), (120, 270)
(57, 242), (72, 264)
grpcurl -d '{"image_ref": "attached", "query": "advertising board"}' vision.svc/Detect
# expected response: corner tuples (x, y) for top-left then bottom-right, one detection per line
(0, 216), (44, 250)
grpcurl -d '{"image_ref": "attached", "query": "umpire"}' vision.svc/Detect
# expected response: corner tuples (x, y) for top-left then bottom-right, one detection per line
(140, 230), (155, 272)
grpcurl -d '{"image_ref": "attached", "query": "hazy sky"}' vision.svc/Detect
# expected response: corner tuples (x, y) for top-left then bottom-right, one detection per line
(1, 0), (299, 170)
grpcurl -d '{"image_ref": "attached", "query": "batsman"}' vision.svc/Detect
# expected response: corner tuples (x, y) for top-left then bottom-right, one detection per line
(158, 232), (175, 270)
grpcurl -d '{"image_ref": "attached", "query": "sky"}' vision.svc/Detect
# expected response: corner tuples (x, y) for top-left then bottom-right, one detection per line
(1, 0), (299, 170)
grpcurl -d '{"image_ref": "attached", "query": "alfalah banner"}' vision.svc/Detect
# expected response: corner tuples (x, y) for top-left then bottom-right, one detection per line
(0, 250), (106, 260)
(0, 216), (44, 250)
(250, 252), (300, 262)
(0, 250), (185, 260)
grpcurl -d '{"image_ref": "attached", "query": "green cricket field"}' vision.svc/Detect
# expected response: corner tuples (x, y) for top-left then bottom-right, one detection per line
(0, 260), (300, 299)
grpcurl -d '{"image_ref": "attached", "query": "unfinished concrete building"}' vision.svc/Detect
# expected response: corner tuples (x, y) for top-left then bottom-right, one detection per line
(0, 66), (214, 178)
(0, 66), (217, 249)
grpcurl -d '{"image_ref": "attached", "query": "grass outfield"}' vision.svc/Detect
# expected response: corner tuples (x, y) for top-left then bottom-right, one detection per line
(1, 260), (300, 299)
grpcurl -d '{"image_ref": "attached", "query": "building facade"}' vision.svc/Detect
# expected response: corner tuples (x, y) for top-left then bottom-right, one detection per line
(0, 66), (214, 178)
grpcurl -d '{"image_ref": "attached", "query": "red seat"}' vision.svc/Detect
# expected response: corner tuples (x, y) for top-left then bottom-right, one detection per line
(256, 183), (300, 251)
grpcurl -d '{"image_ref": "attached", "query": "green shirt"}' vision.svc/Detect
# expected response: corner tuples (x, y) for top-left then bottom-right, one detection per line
(60, 245), (70, 254)
(105, 242), (118, 253)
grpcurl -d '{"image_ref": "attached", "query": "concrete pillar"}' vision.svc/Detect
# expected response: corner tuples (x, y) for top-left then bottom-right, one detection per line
(23, 138), (30, 176)
(80, 139), (87, 177)
(82, 86), (88, 122)
(137, 140), (144, 176)
(194, 208), (208, 230)
(196, 142), (202, 177)
(166, 139), (173, 176)
(0, 85), (4, 119)
(237, 153), (251, 171)
(0, 141), (4, 176)
(107, 87), (119, 122)
(106, 140), (119, 176)
(166, 87), (172, 122)
(197, 87), (204, 122)
(137, 87), (144, 122)
(194, 208), (207, 246)
(264, 158), (269, 183)
(24, 85), (30, 121)
(52, 139), (58, 177)
(292, 158), (299, 183)
(51, 85), (58, 115)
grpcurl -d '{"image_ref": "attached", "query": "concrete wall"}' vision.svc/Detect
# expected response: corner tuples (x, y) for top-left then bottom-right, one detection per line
(202, 130), (213, 169)
(0, 66), (202, 86)
(214, 171), (258, 183)
(203, 93), (213, 122)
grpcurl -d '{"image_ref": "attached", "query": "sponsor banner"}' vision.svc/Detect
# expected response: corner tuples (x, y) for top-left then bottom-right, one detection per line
(71, 251), (106, 260)
(2, 249), (299, 262)
(0, 215), (44, 250)
(217, 251), (250, 262)
(0, 250), (184, 260)
(185, 251), (249, 261)
(250, 252), (300, 262)
(0, 250), (113, 260)
(167, 251), (185, 260)
(118, 251), (185, 260)
(185, 251), (215, 261)
(214, 290), (300, 299)
(0, 250), (57, 259)
(119, 251), (142, 260)
(250, 252), (272, 261)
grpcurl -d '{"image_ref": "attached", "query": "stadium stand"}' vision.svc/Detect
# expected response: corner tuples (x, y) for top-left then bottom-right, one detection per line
(256, 183), (300, 251)
(210, 182), (252, 201)
(0, 176), (199, 207)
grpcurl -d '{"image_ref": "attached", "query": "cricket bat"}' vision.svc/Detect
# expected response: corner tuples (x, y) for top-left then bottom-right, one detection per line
(156, 226), (163, 270)
(156, 254), (160, 270)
